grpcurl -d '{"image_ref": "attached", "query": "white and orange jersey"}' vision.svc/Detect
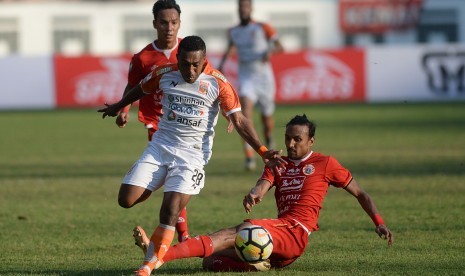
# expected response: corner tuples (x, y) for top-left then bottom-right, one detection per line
(140, 60), (241, 161)
(228, 21), (278, 64)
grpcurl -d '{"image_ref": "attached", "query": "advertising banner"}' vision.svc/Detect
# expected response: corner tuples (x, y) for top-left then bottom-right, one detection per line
(339, 0), (423, 34)
(367, 45), (465, 102)
(54, 55), (131, 108)
(271, 48), (366, 103)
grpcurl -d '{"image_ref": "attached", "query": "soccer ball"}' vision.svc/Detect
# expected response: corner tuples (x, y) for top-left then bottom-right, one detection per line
(234, 225), (273, 263)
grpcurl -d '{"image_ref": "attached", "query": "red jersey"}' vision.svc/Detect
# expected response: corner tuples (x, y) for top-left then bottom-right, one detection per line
(259, 152), (353, 232)
(128, 38), (181, 129)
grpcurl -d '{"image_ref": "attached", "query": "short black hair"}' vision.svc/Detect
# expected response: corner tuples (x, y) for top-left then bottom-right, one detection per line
(178, 36), (206, 55)
(286, 114), (316, 138)
(152, 0), (181, 19)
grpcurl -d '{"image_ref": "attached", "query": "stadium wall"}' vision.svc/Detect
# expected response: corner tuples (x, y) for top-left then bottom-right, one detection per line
(0, 45), (464, 110)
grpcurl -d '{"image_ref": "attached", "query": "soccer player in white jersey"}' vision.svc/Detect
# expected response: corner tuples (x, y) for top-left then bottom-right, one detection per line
(98, 35), (286, 276)
(218, 0), (284, 171)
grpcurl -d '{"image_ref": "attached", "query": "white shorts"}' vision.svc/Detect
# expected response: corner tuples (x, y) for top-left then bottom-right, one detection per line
(238, 62), (276, 116)
(122, 143), (206, 195)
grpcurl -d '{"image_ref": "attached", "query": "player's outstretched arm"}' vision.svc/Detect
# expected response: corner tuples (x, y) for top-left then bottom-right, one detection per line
(344, 179), (394, 246)
(243, 180), (272, 214)
(229, 111), (286, 172)
(115, 83), (134, 127)
(98, 84), (145, 119)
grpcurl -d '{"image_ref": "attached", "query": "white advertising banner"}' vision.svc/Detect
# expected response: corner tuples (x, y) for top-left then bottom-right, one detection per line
(0, 56), (55, 109)
(367, 45), (465, 102)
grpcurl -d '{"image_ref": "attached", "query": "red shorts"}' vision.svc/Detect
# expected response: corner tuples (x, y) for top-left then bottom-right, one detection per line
(245, 218), (310, 268)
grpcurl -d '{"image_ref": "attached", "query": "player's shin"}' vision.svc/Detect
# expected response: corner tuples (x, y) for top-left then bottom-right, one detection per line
(163, 235), (213, 263)
(139, 224), (175, 273)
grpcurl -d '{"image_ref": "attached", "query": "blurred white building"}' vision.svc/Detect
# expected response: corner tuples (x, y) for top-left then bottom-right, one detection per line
(0, 0), (464, 57)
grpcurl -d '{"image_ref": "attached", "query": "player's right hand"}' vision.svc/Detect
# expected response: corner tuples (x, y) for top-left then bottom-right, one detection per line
(116, 111), (129, 128)
(262, 149), (287, 175)
(98, 103), (121, 119)
(375, 225), (394, 246)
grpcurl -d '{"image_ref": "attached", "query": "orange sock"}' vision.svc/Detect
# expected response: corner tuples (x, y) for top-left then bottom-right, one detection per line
(244, 143), (254, 159)
(141, 224), (175, 273)
(176, 207), (189, 242)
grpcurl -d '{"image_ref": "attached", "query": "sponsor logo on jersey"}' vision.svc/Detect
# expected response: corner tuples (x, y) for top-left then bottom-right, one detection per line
(286, 167), (301, 175)
(168, 102), (204, 116)
(155, 66), (173, 76)
(170, 81), (179, 87)
(280, 176), (305, 192)
(168, 95), (206, 106)
(302, 164), (315, 175)
(176, 116), (202, 127)
(212, 71), (228, 83)
(199, 80), (209, 94)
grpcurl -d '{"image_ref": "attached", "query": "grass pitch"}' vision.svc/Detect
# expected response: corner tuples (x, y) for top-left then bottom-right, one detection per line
(1, 102), (464, 275)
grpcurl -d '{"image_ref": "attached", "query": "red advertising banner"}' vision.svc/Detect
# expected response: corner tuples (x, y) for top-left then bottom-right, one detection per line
(53, 50), (366, 107)
(339, 0), (423, 34)
(271, 48), (366, 103)
(54, 55), (131, 107)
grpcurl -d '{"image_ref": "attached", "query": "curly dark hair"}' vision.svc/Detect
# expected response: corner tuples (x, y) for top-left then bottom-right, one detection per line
(286, 114), (316, 138)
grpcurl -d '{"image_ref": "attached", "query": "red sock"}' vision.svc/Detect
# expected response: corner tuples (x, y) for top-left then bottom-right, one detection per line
(176, 207), (189, 242)
(163, 235), (213, 262)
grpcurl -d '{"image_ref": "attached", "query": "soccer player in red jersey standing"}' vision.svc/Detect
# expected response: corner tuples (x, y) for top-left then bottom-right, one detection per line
(132, 114), (394, 272)
(115, 0), (190, 243)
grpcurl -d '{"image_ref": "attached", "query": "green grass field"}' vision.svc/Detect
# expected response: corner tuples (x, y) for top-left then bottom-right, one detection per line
(1, 103), (464, 276)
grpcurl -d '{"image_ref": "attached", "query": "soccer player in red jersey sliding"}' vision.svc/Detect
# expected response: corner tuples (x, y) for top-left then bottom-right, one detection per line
(115, 0), (190, 243)
(133, 114), (394, 272)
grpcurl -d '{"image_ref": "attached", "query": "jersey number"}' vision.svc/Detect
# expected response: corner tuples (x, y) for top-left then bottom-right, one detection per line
(191, 169), (204, 189)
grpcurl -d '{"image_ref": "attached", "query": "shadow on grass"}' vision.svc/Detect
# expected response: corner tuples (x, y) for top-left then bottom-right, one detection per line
(2, 268), (205, 276)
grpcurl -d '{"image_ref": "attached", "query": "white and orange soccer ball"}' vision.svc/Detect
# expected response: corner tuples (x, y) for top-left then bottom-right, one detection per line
(234, 225), (273, 263)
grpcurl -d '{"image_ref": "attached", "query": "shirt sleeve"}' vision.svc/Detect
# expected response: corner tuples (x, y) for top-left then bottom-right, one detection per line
(128, 54), (143, 87)
(216, 74), (241, 115)
(258, 166), (275, 186)
(140, 64), (175, 95)
(261, 22), (278, 41)
(325, 156), (353, 188)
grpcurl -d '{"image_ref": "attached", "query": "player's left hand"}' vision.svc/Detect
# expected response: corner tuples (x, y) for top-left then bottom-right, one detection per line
(375, 224), (394, 246)
(243, 190), (262, 214)
(262, 149), (287, 175)
(98, 103), (121, 119)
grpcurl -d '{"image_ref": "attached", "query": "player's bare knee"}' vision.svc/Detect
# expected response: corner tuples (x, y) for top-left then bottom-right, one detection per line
(118, 196), (135, 208)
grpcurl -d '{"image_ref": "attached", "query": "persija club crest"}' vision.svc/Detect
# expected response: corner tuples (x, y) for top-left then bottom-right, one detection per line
(303, 164), (315, 175)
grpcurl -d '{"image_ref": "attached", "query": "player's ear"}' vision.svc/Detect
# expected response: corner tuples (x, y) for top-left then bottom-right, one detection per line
(308, 136), (315, 147)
